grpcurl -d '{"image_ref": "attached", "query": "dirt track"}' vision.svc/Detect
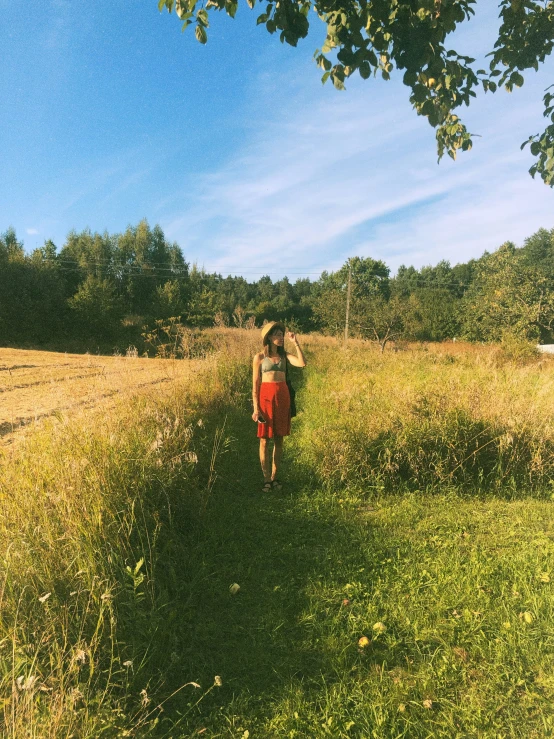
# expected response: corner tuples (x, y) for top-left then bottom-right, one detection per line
(0, 348), (193, 444)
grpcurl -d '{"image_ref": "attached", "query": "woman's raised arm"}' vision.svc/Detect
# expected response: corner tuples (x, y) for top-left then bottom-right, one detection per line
(286, 332), (306, 368)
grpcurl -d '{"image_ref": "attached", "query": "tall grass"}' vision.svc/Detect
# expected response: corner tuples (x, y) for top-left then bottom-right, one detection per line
(297, 339), (554, 494)
(2, 331), (554, 736)
(0, 330), (257, 736)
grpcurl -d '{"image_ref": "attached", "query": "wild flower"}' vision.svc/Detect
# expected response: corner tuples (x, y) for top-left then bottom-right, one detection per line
(16, 675), (37, 691)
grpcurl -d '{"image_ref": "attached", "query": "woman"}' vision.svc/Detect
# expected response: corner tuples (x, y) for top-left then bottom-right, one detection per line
(252, 321), (306, 492)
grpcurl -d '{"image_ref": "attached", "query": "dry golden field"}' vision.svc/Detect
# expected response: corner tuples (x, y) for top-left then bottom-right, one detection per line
(0, 347), (203, 445)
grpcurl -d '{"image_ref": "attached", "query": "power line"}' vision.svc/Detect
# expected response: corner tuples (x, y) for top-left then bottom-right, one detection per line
(36, 258), (478, 286)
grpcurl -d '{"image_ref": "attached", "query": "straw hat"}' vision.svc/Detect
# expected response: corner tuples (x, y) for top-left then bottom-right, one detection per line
(261, 321), (286, 345)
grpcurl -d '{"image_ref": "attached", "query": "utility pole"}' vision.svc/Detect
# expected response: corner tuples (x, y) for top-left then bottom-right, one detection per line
(344, 261), (352, 346)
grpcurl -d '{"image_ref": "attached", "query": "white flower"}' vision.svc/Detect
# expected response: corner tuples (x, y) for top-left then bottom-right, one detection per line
(16, 675), (37, 691)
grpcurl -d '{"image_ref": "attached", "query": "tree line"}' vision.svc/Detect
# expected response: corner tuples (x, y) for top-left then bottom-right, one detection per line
(1, 219), (553, 352)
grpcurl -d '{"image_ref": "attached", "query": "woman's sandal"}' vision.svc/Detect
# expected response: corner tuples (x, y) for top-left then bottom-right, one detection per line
(261, 481), (273, 493)
(271, 479), (283, 490)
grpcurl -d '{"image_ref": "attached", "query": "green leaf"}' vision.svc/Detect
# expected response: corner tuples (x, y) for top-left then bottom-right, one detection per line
(366, 50), (377, 66)
(246, 0), (255, 7)
(195, 24), (208, 43)
(225, 1), (237, 18)
(359, 61), (371, 80)
(197, 8), (209, 25)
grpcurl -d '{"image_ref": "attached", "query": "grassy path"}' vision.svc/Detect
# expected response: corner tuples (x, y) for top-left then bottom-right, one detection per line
(4, 340), (553, 737)
(159, 392), (554, 738)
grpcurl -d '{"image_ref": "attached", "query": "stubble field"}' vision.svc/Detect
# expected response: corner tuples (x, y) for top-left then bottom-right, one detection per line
(0, 348), (203, 445)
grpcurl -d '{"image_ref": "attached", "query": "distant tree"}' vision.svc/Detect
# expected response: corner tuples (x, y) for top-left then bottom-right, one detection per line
(312, 256), (390, 334)
(31, 239), (58, 265)
(253, 300), (278, 326)
(159, 0), (554, 184)
(0, 230), (67, 345)
(0, 227), (25, 262)
(186, 286), (223, 326)
(355, 294), (408, 351)
(68, 275), (124, 338)
(153, 279), (187, 320)
(256, 275), (276, 303)
(462, 242), (554, 342)
(404, 288), (460, 341)
(520, 227), (554, 276)
(58, 229), (116, 300)
(394, 264), (421, 298)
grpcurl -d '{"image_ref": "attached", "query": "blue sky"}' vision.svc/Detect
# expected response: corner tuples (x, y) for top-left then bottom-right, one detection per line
(1, 0), (553, 278)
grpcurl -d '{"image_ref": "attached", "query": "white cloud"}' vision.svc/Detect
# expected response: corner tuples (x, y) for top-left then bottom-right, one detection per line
(161, 64), (553, 278)
(26, 228), (39, 235)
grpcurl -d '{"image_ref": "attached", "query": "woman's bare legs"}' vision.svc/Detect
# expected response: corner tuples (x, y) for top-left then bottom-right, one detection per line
(259, 436), (284, 486)
(259, 438), (272, 483)
(272, 436), (283, 483)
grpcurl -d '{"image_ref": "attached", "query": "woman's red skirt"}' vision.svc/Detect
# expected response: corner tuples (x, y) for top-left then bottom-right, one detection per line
(257, 381), (291, 438)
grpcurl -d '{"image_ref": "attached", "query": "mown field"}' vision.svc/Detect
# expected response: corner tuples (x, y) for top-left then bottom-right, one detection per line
(0, 347), (208, 445)
(1, 331), (554, 738)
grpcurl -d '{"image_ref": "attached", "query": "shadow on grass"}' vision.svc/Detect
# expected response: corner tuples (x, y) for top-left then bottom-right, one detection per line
(147, 395), (405, 735)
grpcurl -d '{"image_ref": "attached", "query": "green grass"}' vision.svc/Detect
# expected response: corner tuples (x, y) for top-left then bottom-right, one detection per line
(2, 336), (554, 737)
(153, 439), (554, 737)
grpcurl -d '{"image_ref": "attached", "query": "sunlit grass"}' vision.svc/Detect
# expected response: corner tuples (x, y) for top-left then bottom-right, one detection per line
(1, 332), (554, 736)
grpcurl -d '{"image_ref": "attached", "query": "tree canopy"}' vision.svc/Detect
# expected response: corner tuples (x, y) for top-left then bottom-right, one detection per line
(3, 222), (554, 351)
(158, 0), (554, 185)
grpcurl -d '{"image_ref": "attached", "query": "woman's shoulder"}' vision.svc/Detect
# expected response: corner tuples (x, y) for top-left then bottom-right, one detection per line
(253, 351), (265, 362)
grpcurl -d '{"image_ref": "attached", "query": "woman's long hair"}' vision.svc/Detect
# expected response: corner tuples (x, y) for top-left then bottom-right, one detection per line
(263, 326), (286, 358)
